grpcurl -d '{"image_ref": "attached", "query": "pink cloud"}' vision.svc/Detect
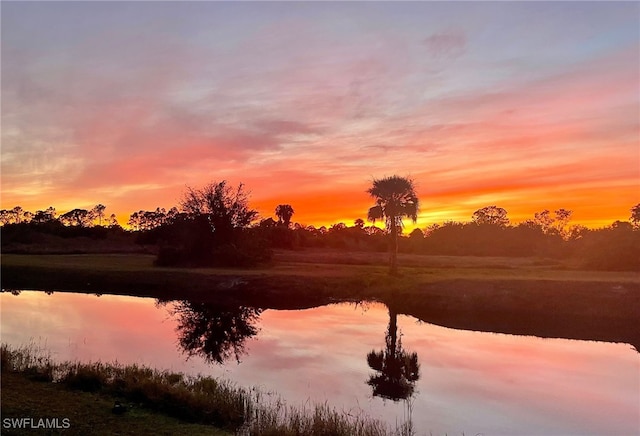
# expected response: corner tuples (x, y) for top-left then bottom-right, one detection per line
(424, 30), (467, 58)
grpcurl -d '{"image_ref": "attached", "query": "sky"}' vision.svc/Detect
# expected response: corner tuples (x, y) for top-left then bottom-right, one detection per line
(2, 1), (638, 230)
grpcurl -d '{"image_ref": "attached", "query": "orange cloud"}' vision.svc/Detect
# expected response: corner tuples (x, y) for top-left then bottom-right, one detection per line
(2, 3), (637, 231)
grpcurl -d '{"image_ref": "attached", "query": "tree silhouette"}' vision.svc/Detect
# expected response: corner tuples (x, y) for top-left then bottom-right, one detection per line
(181, 181), (258, 240)
(553, 208), (573, 238)
(259, 217), (277, 228)
(409, 228), (424, 239)
(275, 204), (295, 228)
(107, 214), (120, 228)
(11, 206), (24, 224)
(33, 207), (56, 224)
(366, 304), (420, 401)
(631, 203), (640, 229)
(533, 209), (554, 233)
(92, 204), (106, 226)
(367, 176), (419, 275)
(127, 208), (172, 231)
(0, 210), (11, 225)
(472, 205), (509, 227)
(60, 208), (92, 227)
(169, 300), (262, 364)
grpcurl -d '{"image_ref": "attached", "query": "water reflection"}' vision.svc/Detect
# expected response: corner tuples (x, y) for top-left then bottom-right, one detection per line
(166, 300), (262, 364)
(367, 300), (420, 402)
(1, 291), (638, 435)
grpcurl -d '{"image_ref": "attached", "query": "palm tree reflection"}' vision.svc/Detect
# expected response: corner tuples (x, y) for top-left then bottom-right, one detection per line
(169, 300), (262, 364)
(366, 305), (420, 401)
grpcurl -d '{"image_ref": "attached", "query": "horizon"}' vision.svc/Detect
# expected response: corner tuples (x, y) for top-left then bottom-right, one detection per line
(1, 197), (636, 233)
(2, 2), (638, 231)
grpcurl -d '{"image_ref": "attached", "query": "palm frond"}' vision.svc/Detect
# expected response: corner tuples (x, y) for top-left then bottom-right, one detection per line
(399, 201), (419, 222)
(366, 176), (419, 228)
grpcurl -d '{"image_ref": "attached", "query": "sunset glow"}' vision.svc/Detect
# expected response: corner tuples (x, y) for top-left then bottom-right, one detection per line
(2, 2), (638, 230)
(2, 292), (638, 435)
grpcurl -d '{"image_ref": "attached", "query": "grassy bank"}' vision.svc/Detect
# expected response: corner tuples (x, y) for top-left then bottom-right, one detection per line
(1, 372), (226, 436)
(3, 251), (637, 297)
(2, 250), (639, 348)
(1, 344), (408, 436)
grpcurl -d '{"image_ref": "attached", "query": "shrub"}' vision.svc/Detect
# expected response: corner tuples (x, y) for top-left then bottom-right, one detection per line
(61, 364), (106, 392)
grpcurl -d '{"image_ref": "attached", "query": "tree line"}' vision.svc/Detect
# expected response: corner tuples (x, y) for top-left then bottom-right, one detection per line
(1, 179), (638, 271)
(0, 205), (118, 228)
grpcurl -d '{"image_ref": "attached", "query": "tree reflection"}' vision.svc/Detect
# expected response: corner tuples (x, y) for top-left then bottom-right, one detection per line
(169, 300), (262, 364)
(366, 304), (420, 401)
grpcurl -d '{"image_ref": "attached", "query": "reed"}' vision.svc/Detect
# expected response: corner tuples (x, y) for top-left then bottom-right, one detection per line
(1, 343), (414, 436)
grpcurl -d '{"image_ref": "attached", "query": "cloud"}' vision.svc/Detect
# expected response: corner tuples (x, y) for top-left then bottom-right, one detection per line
(1, 2), (637, 228)
(424, 30), (467, 58)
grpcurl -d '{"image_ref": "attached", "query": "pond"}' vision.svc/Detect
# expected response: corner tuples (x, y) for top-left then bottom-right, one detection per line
(1, 290), (638, 435)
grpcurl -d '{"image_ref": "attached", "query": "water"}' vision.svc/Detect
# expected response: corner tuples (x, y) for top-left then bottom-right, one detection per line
(1, 290), (638, 435)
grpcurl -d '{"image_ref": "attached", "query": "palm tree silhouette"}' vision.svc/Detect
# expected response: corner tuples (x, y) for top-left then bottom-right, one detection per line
(367, 176), (419, 274)
(366, 304), (420, 401)
(275, 204), (295, 228)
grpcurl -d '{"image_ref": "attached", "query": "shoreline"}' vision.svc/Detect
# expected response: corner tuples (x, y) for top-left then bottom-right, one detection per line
(1, 344), (399, 436)
(2, 252), (639, 350)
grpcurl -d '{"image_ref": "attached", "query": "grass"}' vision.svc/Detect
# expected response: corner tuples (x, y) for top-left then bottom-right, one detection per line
(1, 344), (414, 436)
(1, 344), (230, 436)
(3, 249), (638, 282)
(0, 253), (159, 272)
(1, 371), (227, 436)
(2, 251), (637, 307)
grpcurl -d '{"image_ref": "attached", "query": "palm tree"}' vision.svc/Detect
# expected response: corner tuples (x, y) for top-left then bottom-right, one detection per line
(367, 176), (419, 274)
(366, 305), (420, 401)
(275, 204), (295, 228)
